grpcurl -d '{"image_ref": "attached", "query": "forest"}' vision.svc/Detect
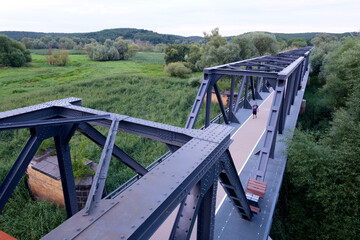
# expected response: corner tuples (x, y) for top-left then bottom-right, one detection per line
(271, 34), (360, 239)
(0, 28), (359, 239)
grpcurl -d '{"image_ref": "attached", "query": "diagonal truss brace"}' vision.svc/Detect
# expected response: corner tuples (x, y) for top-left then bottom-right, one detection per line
(83, 118), (120, 215)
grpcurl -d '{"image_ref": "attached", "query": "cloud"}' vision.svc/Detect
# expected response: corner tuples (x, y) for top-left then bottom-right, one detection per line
(0, 0), (359, 35)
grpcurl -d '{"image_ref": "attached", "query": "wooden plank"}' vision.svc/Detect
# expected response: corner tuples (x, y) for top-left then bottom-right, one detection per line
(250, 205), (260, 213)
(246, 178), (267, 198)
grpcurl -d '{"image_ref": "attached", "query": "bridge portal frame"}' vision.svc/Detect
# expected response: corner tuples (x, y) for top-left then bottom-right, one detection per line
(0, 98), (252, 239)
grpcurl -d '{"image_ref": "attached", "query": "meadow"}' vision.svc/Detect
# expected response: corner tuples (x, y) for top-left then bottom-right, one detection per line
(0, 52), (223, 239)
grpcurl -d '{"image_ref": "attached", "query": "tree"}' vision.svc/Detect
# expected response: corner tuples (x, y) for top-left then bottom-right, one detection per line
(127, 44), (140, 58)
(0, 35), (31, 67)
(21, 37), (34, 49)
(309, 33), (340, 78)
(288, 38), (307, 48)
(232, 35), (258, 59)
(84, 37), (137, 61)
(249, 32), (279, 55)
(59, 38), (76, 49)
(320, 37), (360, 107)
(164, 44), (189, 64)
(271, 36), (360, 240)
(187, 43), (201, 65)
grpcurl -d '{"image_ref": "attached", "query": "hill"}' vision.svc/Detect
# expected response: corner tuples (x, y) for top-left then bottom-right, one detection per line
(0, 28), (356, 46)
(0, 28), (203, 45)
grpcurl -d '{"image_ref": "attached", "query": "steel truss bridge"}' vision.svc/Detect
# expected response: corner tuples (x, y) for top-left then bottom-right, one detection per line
(0, 47), (312, 239)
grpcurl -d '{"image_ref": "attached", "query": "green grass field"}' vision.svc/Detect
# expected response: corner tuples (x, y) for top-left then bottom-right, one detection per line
(0, 52), (220, 239)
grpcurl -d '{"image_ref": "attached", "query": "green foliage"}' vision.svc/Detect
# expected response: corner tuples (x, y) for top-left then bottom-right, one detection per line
(0, 35), (31, 67)
(85, 38), (138, 61)
(288, 38), (307, 48)
(195, 30), (279, 70)
(71, 137), (95, 180)
(187, 43), (201, 65)
(164, 44), (190, 64)
(295, 76), (333, 131)
(309, 33), (340, 77)
(2, 28), (204, 47)
(47, 50), (69, 66)
(164, 62), (192, 77)
(320, 37), (360, 108)
(248, 32), (279, 55)
(272, 36), (360, 239)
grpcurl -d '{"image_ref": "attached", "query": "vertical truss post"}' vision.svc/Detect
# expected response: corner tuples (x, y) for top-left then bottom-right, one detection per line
(293, 67), (301, 99)
(253, 76), (263, 100)
(250, 76), (256, 100)
(290, 68), (300, 110)
(197, 181), (218, 240)
(233, 75), (246, 113)
(262, 77), (270, 92)
(205, 79), (213, 128)
(0, 129), (42, 213)
(243, 77), (252, 109)
(54, 125), (79, 218)
(256, 77), (263, 92)
(229, 76), (240, 123)
(170, 183), (202, 240)
(284, 73), (296, 116)
(214, 83), (229, 125)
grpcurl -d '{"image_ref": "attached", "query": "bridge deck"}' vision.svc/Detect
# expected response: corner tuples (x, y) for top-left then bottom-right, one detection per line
(215, 68), (309, 240)
(151, 90), (274, 239)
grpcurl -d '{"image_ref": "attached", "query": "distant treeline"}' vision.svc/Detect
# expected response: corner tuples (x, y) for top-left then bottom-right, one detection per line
(0, 28), (203, 45)
(1, 28), (356, 46)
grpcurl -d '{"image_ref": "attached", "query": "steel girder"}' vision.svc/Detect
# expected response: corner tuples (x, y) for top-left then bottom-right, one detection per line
(185, 47), (313, 130)
(41, 121), (251, 239)
(0, 98), (252, 239)
(255, 48), (313, 181)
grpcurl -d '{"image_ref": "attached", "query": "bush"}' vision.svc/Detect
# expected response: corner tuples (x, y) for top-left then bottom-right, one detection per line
(47, 50), (69, 66)
(0, 35), (31, 67)
(164, 62), (192, 77)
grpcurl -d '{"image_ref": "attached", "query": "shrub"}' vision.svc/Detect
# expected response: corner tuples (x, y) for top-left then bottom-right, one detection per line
(164, 62), (192, 77)
(0, 35), (31, 67)
(47, 50), (69, 66)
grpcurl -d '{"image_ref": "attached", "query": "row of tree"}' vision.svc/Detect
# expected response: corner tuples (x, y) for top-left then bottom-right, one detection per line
(163, 29), (297, 76)
(20, 35), (164, 53)
(84, 38), (139, 61)
(271, 34), (360, 239)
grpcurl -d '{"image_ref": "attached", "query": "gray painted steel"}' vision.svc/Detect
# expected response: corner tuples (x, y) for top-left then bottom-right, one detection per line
(215, 60), (311, 240)
(0, 47), (312, 239)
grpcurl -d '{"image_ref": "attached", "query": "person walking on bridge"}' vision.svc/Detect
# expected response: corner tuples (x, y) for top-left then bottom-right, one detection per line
(252, 102), (259, 119)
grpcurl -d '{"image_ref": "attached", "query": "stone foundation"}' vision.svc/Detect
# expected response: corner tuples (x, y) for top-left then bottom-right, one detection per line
(26, 148), (97, 210)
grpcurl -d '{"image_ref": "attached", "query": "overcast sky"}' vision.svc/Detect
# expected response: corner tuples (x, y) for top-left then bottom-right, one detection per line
(1, 0), (359, 36)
